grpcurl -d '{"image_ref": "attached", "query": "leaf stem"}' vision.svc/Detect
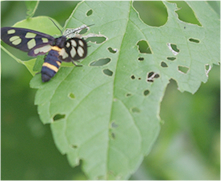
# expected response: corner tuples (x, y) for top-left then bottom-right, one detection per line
(1, 45), (25, 65)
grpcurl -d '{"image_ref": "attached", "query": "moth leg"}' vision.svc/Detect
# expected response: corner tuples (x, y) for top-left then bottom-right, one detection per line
(63, 24), (95, 39)
(72, 60), (83, 67)
(63, 25), (89, 37)
(76, 64), (83, 67)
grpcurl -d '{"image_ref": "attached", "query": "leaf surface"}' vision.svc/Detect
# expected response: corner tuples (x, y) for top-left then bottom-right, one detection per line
(10, 1), (220, 179)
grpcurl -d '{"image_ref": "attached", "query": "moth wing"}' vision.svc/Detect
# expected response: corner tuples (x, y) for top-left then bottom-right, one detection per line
(1, 27), (55, 56)
(59, 38), (87, 62)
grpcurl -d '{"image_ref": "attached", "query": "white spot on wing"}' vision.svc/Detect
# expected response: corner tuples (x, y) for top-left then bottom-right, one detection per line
(7, 29), (15, 34)
(78, 40), (84, 47)
(42, 38), (48, 43)
(34, 45), (51, 54)
(60, 48), (69, 59)
(77, 47), (84, 57)
(66, 42), (70, 47)
(27, 39), (36, 49)
(9, 36), (22, 45)
(25, 32), (36, 38)
(70, 40), (77, 47)
(70, 47), (76, 57)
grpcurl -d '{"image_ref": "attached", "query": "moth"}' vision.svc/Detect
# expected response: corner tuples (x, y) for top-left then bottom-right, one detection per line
(1, 23), (89, 82)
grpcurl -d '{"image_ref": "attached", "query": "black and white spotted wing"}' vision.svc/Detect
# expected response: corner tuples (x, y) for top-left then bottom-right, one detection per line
(59, 38), (87, 62)
(1, 26), (88, 82)
(1, 27), (55, 56)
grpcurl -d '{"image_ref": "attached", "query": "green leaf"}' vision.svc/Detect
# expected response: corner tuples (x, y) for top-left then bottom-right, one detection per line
(30, 1), (218, 179)
(14, 16), (61, 35)
(3, 1), (219, 179)
(25, 1), (39, 18)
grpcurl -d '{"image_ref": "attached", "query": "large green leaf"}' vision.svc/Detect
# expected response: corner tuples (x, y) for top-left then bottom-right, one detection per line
(3, 1), (219, 179)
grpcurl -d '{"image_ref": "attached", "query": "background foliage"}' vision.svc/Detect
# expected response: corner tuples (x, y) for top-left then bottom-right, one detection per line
(1, 1), (220, 180)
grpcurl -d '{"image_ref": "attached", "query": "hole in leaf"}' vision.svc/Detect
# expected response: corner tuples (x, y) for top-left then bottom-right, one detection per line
(167, 57), (176, 61)
(131, 107), (140, 113)
(111, 132), (116, 139)
(174, 1), (202, 26)
(137, 40), (152, 54)
(131, 75), (135, 80)
(90, 58), (111, 66)
(103, 69), (113, 76)
(126, 93), (132, 97)
(86, 9), (93, 16)
(72, 145), (78, 149)
(161, 61), (168, 67)
(205, 64), (211, 76)
(189, 38), (200, 43)
(138, 57), (144, 61)
(147, 72), (154, 78)
(205, 64), (211, 71)
(178, 66), (189, 74)
(111, 122), (118, 128)
(133, 1), (168, 26)
(143, 89), (150, 96)
(170, 44), (180, 53)
(79, 28), (88, 35)
(68, 92), (75, 99)
(86, 36), (106, 44)
(108, 47), (117, 53)
(53, 114), (65, 121)
(154, 74), (160, 78)
(167, 43), (180, 55)
(138, 77), (141, 80)
(147, 71), (160, 82)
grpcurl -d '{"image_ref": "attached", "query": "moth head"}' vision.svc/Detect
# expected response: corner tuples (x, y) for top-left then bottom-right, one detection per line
(54, 36), (67, 48)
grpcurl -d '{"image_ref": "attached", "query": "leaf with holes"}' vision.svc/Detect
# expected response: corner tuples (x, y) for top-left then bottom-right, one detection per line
(3, 1), (219, 180)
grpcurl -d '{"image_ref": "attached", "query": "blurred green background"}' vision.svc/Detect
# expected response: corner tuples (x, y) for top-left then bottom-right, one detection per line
(1, 1), (220, 180)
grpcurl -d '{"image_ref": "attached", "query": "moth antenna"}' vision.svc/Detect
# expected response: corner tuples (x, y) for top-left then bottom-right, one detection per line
(49, 18), (62, 34)
(65, 24), (95, 37)
(87, 24), (95, 27)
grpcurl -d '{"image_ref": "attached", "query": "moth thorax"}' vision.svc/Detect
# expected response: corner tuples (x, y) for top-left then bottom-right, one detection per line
(54, 36), (67, 48)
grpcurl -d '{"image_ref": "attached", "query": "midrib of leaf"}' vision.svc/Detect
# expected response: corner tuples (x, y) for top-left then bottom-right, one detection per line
(105, 1), (140, 178)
